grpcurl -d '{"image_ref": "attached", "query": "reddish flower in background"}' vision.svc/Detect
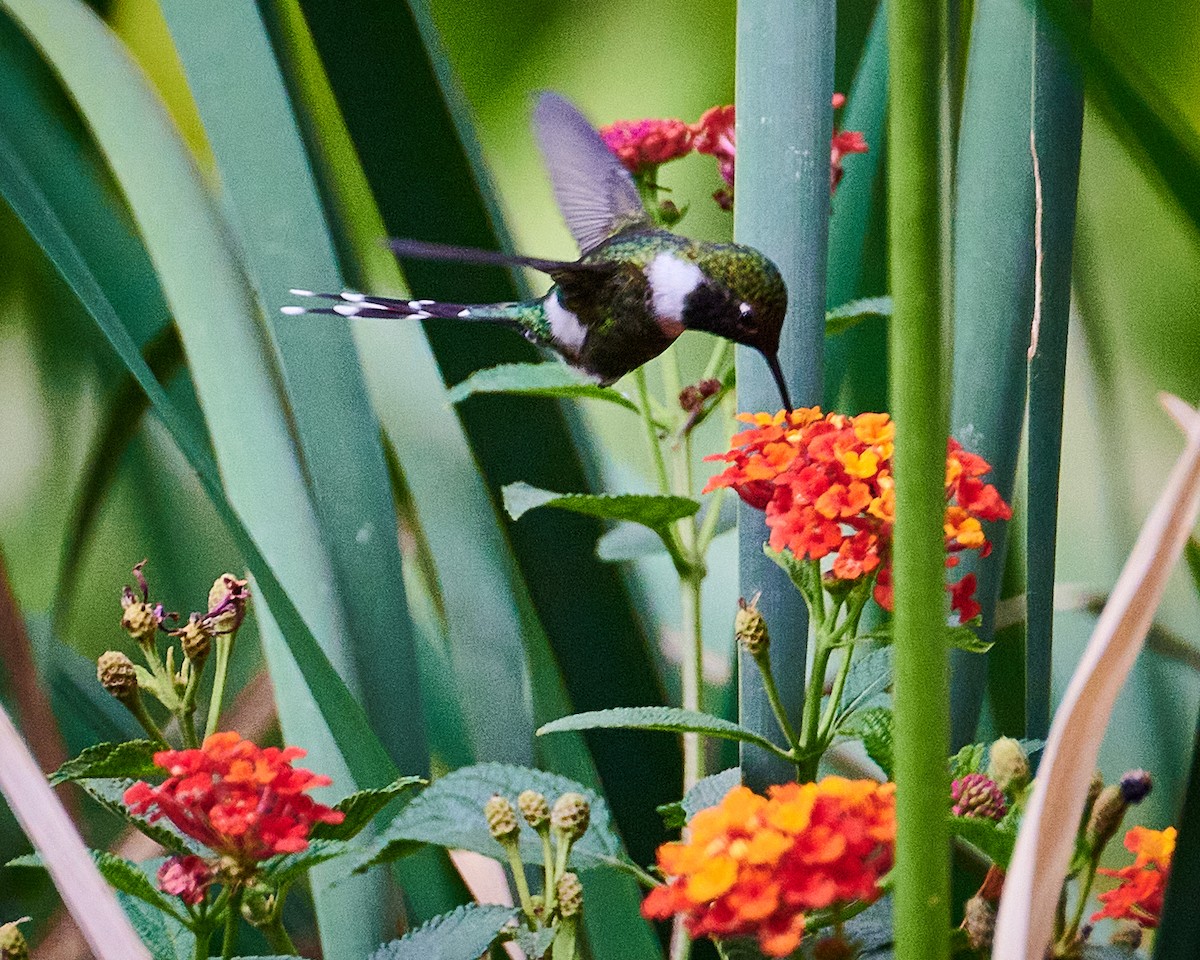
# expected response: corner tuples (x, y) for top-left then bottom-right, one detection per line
(599, 118), (694, 175)
(1092, 826), (1176, 927)
(157, 855), (213, 905)
(642, 778), (895, 957)
(124, 732), (344, 877)
(703, 409), (1011, 621)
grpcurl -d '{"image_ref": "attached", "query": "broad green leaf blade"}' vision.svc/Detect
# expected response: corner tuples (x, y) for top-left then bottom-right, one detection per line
(597, 497), (736, 562)
(369, 904), (516, 960)
(657, 768), (741, 830)
(116, 891), (194, 960)
(503, 483), (699, 532)
(8, 850), (185, 922)
(946, 816), (1017, 868)
(825, 296), (893, 338)
(49, 740), (160, 785)
(0, 0), (398, 801)
(1156, 709), (1200, 959)
(311, 777), (426, 842)
(538, 708), (787, 757)
(359, 764), (622, 873)
(260, 839), (349, 888)
(734, 0), (834, 791)
(841, 706), (894, 780)
(448, 362), (639, 412)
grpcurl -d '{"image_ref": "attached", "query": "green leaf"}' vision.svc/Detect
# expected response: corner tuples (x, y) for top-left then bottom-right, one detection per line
(117, 891), (195, 960)
(368, 903), (516, 960)
(538, 708), (787, 758)
(597, 497), (736, 562)
(513, 925), (557, 960)
(49, 740), (161, 786)
(763, 546), (817, 600)
(77, 778), (203, 856)
(502, 483), (699, 533)
(358, 763), (622, 873)
(948, 743), (987, 780)
(657, 768), (741, 830)
(946, 814), (1017, 868)
(840, 646), (895, 712)
(260, 839), (350, 888)
(825, 296), (893, 337)
(310, 776), (425, 842)
(946, 622), (994, 654)
(447, 362), (640, 413)
(841, 707), (894, 779)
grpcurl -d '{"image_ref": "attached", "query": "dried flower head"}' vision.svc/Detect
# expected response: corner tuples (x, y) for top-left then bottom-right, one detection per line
(734, 595), (770, 658)
(97, 650), (139, 702)
(485, 794), (520, 842)
(951, 774), (1007, 821)
(987, 737), (1031, 793)
(121, 561), (166, 642)
(207, 574), (250, 634)
(704, 409), (1010, 622)
(123, 732), (344, 876)
(173, 614), (214, 663)
(518, 790), (550, 830)
(551, 792), (591, 841)
(1091, 826), (1176, 928)
(642, 778), (895, 957)
(557, 871), (584, 918)
(599, 118), (694, 175)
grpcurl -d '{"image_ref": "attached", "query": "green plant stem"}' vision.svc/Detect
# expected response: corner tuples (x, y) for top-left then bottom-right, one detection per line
(179, 658), (205, 748)
(752, 652), (800, 750)
(540, 829), (556, 909)
(696, 487), (727, 555)
(504, 844), (537, 922)
(888, 0), (953, 951)
(680, 571), (706, 791)
(222, 887), (243, 960)
(191, 923), (210, 960)
(124, 694), (169, 747)
(818, 647), (856, 742)
(204, 633), (235, 739)
(635, 369), (671, 496)
(797, 638), (835, 783)
(262, 912), (299, 956)
(1059, 850), (1102, 949)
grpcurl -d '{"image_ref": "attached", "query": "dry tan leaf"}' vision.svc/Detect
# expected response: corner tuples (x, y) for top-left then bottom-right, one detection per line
(0, 704), (150, 959)
(993, 393), (1200, 959)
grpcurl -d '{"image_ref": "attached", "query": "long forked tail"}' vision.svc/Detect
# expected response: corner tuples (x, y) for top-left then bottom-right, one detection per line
(281, 289), (517, 325)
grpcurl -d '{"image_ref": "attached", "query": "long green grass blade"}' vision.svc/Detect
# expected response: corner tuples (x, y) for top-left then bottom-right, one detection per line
(290, 0), (680, 877)
(888, 0), (952, 958)
(1155, 708), (1200, 958)
(0, 0), (400, 805)
(734, 0), (835, 791)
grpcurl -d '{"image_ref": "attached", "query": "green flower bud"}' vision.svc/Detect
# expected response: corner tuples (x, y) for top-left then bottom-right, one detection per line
(1086, 785), (1127, 849)
(987, 737), (1031, 792)
(518, 789), (550, 830)
(240, 884), (277, 928)
(97, 651), (139, 703)
(556, 872), (583, 918)
(485, 794), (520, 842)
(0, 918), (30, 960)
(551, 793), (591, 841)
(735, 595), (769, 658)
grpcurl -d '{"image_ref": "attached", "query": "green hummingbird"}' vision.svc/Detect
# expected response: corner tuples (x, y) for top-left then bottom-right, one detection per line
(283, 93), (792, 408)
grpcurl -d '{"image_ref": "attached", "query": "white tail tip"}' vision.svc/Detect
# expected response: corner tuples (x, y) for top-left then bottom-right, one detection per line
(280, 306), (306, 315)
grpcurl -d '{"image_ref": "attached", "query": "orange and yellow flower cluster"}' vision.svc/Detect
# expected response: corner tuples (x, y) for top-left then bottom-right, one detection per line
(703, 409), (1011, 622)
(1092, 826), (1176, 928)
(124, 732), (344, 901)
(642, 778), (895, 957)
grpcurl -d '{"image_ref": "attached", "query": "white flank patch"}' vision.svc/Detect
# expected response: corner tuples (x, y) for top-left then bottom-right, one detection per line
(280, 306), (305, 315)
(647, 253), (703, 334)
(288, 288), (315, 297)
(545, 292), (588, 354)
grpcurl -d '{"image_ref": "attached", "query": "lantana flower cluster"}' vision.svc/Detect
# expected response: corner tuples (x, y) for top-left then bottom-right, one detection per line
(124, 731), (344, 903)
(600, 95), (867, 210)
(642, 778), (895, 957)
(703, 408), (1011, 622)
(1091, 826), (1176, 928)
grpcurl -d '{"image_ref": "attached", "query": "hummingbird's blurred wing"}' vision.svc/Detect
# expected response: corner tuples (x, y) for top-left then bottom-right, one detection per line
(533, 93), (651, 254)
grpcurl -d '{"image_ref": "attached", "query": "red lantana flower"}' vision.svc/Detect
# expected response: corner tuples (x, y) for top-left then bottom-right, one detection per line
(1092, 826), (1176, 928)
(124, 732), (344, 879)
(642, 778), (895, 957)
(599, 118), (694, 175)
(703, 409), (1011, 621)
(157, 855), (213, 905)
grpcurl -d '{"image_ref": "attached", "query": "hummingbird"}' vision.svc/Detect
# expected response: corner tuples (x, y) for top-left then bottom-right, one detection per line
(283, 93), (792, 408)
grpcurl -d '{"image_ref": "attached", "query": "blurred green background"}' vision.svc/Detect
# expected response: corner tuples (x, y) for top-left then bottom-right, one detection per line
(2, 0), (1200, 945)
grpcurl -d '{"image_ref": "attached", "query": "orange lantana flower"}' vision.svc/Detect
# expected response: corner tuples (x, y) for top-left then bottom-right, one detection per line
(703, 409), (1011, 621)
(1091, 826), (1176, 928)
(642, 778), (895, 957)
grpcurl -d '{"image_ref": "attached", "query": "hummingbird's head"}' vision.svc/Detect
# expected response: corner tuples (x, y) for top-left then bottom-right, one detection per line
(681, 244), (791, 408)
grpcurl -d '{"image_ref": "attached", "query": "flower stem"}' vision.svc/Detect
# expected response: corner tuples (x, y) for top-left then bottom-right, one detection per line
(635, 369), (671, 496)
(261, 912), (298, 956)
(752, 652), (800, 750)
(127, 694), (170, 747)
(680, 570), (706, 791)
(504, 845), (538, 922)
(1059, 849), (1102, 950)
(205, 633), (236, 740)
(222, 886), (242, 960)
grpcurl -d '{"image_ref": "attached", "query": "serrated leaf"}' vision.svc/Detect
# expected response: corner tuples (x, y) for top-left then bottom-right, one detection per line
(50, 740), (162, 786)
(763, 546), (814, 597)
(502, 483), (699, 533)
(841, 707), (894, 779)
(260, 839), (349, 888)
(357, 763), (622, 873)
(78, 778), (204, 856)
(117, 891), (195, 960)
(310, 776), (425, 842)
(949, 743), (988, 780)
(825, 296), (893, 337)
(538, 708), (787, 757)
(947, 815), (1017, 868)
(946, 623), (994, 654)
(658, 768), (741, 830)
(447, 362), (639, 413)
(840, 647), (895, 712)
(514, 925), (557, 960)
(368, 903), (516, 960)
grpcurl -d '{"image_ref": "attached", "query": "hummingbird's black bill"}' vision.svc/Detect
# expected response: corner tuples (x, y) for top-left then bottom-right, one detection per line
(763, 351), (793, 412)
